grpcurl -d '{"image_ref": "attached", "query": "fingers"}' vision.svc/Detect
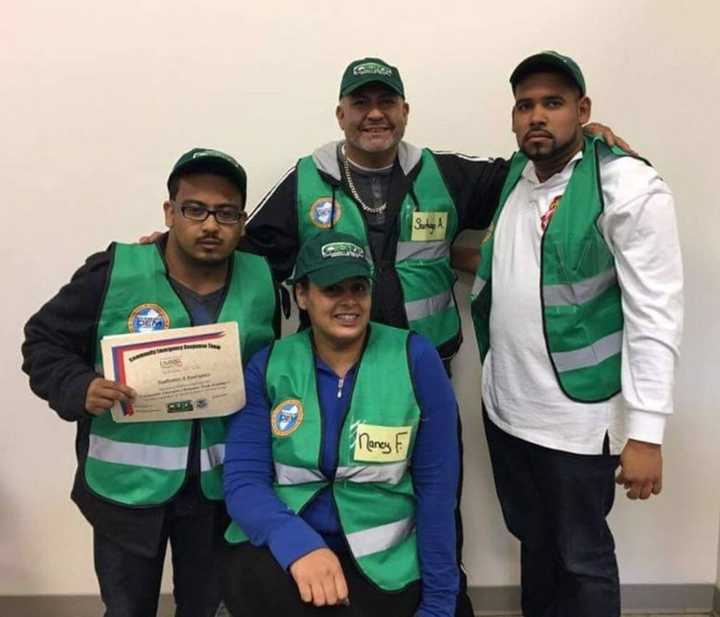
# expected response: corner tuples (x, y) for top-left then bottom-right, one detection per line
(334, 568), (349, 605)
(290, 548), (347, 607)
(86, 378), (136, 413)
(652, 477), (663, 495)
(615, 137), (638, 155)
(296, 579), (312, 604)
(320, 574), (337, 607)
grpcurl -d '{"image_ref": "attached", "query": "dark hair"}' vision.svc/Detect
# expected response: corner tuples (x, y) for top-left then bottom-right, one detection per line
(167, 170), (246, 208)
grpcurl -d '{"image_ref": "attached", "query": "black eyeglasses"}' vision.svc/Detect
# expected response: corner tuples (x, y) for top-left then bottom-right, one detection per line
(172, 201), (245, 225)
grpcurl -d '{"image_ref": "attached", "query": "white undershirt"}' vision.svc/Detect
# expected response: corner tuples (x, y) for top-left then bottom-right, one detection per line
(483, 150), (683, 455)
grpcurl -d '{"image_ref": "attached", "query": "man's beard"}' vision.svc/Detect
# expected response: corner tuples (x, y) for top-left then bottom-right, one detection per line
(521, 132), (580, 162)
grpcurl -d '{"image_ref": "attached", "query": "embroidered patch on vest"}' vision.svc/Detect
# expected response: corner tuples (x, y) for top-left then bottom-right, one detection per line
(411, 212), (448, 241)
(354, 423), (413, 462)
(271, 399), (304, 436)
(309, 197), (341, 229)
(127, 303), (170, 333)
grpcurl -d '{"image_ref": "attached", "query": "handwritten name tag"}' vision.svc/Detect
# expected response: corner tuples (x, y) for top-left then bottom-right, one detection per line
(354, 423), (413, 462)
(411, 212), (448, 241)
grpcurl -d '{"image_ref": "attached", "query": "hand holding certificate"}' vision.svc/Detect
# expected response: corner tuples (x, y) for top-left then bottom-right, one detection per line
(100, 322), (244, 423)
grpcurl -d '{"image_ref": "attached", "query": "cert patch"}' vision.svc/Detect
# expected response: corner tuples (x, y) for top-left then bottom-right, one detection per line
(309, 197), (341, 229)
(354, 423), (413, 462)
(271, 399), (304, 437)
(411, 212), (448, 241)
(128, 303), (170, 333)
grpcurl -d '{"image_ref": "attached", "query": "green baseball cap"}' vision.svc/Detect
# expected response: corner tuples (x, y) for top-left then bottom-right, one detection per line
(168, 148), (247, 200)
(339, 57), (405, 99)
(289, 232), (372, 287)
(510, 51), (586, 96)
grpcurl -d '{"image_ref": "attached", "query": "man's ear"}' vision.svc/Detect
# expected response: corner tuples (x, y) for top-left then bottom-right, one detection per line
(578, 96), (592, 125)
(336, 102), (345, 130)
(163, 201), (174, 227)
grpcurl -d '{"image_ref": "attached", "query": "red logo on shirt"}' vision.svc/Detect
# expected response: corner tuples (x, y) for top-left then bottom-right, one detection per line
(541, 195), (562, 231)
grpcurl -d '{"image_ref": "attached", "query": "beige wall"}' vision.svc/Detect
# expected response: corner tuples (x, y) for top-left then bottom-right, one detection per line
(2, 0), (719, 595)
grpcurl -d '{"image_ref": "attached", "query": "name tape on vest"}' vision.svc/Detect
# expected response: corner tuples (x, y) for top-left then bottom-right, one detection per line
(354, 423), (413, 462)
(411, 212), (447, 241)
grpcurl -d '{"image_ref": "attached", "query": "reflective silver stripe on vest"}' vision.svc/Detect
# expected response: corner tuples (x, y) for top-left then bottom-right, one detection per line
(274, 463), (325, 485)
(346, 516), (415, 559)
(200, 444), (225, 472)
(471, 275), (487, 299)
(551, 331), (623, 373)
(88, 434), (188, 471)
(335, 461), (408, 485)
(396, 241), (449, 262)
(543, 268), (617, 307)
(405, 290), (454, 322)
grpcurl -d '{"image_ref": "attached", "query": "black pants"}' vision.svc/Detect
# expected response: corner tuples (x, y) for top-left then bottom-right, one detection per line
(443, 359), (475, 617)
(93, 503), (226, 617)
(222, 543), (421, 617)
(483, 410), (621, 617)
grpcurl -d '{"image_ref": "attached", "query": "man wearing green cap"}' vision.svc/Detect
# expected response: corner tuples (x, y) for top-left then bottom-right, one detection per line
(22, 148), (277, 617)
(222, 230), (461, 617)
(463, 52), (683, 616)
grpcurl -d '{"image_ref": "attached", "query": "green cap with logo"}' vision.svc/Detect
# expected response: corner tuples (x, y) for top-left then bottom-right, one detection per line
(289, 231), (372, 287)
(168, 148), (247, 200)
(510, 51), (586, 96)
(339, 57), (405, 99)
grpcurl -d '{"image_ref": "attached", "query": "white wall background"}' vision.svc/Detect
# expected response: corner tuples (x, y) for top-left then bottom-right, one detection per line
(2, 0), (719, 596)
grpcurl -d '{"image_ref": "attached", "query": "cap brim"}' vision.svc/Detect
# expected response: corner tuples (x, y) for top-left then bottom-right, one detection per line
(340, 76), (403, 98)
(305, 262), (372, 288)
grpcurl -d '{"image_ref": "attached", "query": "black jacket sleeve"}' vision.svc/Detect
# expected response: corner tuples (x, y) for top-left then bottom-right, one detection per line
(240, 167), (300, 283)
(21, 249), (112, 422)
(432, 151), (509, 234)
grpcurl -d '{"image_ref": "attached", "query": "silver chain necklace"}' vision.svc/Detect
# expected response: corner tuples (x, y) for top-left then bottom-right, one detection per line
(342, 152), (388, 215)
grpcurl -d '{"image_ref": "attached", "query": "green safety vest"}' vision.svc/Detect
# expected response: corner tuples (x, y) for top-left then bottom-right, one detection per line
(226, 323), (422, 591)
(85, 243), (276, 506)
(471, 136), (644, 402)
(296, 150), (460, 348)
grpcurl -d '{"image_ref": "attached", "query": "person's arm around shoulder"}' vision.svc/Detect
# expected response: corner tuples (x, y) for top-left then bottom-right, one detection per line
(432, 150), (509, 233)
(600, 155), (683, 500)
(408, 333), (460, 617)
(21, 247), (134, 421)
(224, 346), (349, 607)
(241, 166), (301, 282)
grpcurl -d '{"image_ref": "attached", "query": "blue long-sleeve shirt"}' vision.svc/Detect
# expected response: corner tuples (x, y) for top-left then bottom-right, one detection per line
(224, 332), (459, 617)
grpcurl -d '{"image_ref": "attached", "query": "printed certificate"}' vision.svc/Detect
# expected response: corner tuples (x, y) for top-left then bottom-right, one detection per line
(100, 322), (244, 423)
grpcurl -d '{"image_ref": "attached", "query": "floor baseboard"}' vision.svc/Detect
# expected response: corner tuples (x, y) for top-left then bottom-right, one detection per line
(0, 584), (714, 616)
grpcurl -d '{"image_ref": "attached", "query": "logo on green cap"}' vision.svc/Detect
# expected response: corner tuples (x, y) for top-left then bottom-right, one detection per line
(353, 62), (392, 78)
(321, 242), (365, 259)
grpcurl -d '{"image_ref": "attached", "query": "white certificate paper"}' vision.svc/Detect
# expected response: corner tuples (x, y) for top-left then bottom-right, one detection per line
(100, 322), (244, 423)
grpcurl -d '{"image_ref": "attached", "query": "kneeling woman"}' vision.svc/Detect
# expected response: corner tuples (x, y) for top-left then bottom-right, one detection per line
(222, 232), (460, 617)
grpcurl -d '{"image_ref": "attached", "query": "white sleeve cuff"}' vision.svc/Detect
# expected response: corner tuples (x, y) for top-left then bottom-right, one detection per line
(625, 409), (668, 445)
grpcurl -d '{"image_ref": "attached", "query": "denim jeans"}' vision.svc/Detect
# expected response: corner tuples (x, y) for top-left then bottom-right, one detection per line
(483, 409), (621, 617)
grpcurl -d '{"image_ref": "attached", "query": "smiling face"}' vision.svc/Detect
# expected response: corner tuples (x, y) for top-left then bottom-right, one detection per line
(295, 277), (371, 350)
(163, 173), (246, 266)
(512, 71), (590, 166)
(336, 83), (409, 168)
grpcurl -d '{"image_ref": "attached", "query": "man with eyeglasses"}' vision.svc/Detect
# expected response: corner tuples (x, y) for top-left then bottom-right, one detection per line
(21, 148), (277, 617)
